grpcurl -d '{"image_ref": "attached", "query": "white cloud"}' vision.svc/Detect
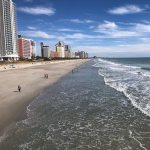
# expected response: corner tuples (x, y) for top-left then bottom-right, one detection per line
(59, 21), (150, 42)
(85, 20), (94, 23)
(108, 5), (144, 15)
(64, 33), (104, 40)
(110, 31), (139, 38)
(140, 38), (150, 42)
(70, 19), (94, 24)
(18, 6), (56, 16)
(57, 28), (81, 32)
(89, 26), (95, 29)
(27, 26), (37, 30)
(66, 33), (93, 39)
(24, 0), (33, 2)
(45, 32), (105, 42)
(96, 20), (118, 33)
(70, 19), (83, 23)
(95, 20), (139, 38)
(19, 30), (53, 39)
(134, 23), (150, 32)
(73, 42), (150, 55)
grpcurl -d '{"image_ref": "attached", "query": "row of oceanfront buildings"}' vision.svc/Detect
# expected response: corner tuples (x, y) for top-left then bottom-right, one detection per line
(0, 0), (88, 61)
(18, 35), (88, 60)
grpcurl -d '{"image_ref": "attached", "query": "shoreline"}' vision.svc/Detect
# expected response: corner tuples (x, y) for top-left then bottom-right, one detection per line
(0, 59), (89, 135)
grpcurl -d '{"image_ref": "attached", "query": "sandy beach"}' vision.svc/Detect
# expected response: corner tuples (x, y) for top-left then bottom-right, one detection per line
(0, 59), (88, 135)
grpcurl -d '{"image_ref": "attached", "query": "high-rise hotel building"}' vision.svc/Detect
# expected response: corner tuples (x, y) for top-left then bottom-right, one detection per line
(55, 41), (65, 58)
(18, 35), (36, 59)
(0, 0), (18, 60)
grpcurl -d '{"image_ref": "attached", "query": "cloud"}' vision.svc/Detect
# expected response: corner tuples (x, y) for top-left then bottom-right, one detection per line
(27, 26), (37, 30)
(65, 33), (93, 39)
(18, 6), (56, 16)
(95, 20), (139, 38)
(73, 42), (150, 56)
(110, 31), (138, 38)
(59, 21), (150, 41)
(69, 19), (94, 24)
(53, 33), (91, 40)
(19, 30), (53, 39)
(89, 26), (95, 29)
(63, 33), (104, 40)
(134, 23), (150, 32)
(108, 5), (144, 15)
(24, 0), (33, 2)
(57, 28), (81, 32)
(140, 38), (150, 42)
(96, 20), (118, 32)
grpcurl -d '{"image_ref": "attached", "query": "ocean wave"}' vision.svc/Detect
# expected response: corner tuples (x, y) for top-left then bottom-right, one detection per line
(141, 67), (150, 71)
(95, 58), (150, 117)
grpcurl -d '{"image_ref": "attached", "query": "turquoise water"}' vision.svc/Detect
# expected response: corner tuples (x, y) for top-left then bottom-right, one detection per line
(0, 59), (150, 150)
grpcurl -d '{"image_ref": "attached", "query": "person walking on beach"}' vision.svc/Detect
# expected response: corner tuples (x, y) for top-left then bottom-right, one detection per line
(44, 74), (48, 79)
(18, 85), (21, 92)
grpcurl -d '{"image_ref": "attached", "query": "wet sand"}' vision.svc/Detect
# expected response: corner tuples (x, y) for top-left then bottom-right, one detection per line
(0, 59), (88, 134)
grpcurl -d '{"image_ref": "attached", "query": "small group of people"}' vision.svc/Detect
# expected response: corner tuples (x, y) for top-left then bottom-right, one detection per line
(17, 73), (49, 93)
(44, 74), (49, 79)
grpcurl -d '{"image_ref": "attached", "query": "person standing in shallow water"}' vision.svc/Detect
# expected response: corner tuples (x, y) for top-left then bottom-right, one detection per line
(18, 85), (21, 92)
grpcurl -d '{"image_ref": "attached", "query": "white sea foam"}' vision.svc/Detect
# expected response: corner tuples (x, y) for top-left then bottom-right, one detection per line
(0, 133), (8, 143)
(95, 58), (150, 117)
(19, 142), (31, 150)
(98, 58), (140, 69)
(129, 130), (147, 150)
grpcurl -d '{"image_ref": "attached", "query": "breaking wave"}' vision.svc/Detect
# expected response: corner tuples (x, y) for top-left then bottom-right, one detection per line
(94, 58), (150, 117)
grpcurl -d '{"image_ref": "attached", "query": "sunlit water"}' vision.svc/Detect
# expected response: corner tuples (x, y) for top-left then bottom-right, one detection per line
(0, 59), (150, 150)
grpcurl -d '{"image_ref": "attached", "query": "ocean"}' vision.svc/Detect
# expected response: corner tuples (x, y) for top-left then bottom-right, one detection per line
(0, 58), (150, 150)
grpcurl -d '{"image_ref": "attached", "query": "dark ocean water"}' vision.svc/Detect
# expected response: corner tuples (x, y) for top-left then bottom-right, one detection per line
(0, 58), (150, 150)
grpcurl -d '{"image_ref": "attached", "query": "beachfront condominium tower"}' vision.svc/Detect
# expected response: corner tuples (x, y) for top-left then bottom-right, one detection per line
(40, 42), (50, 58)
(64, 45), (71, 58)
(40, 42), (44, 58)
(18, 35), (36, 59)
(55, 41), (65, 58)
(0, 0), (18, 60)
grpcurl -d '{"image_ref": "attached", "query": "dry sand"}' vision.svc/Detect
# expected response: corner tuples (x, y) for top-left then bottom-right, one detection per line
(0, 60), (75, 71)
(0, 59), (89, 134)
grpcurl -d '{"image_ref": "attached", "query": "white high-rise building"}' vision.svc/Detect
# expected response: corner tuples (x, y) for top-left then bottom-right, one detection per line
(0, 0), (18, 61)
(55, 41), (65, 58)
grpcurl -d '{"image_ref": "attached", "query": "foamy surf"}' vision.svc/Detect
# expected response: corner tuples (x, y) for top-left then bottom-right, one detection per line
(95, 58), (150, 117)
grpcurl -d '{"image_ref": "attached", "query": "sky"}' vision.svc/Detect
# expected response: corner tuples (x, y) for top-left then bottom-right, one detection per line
(13, 0), (150, 57)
